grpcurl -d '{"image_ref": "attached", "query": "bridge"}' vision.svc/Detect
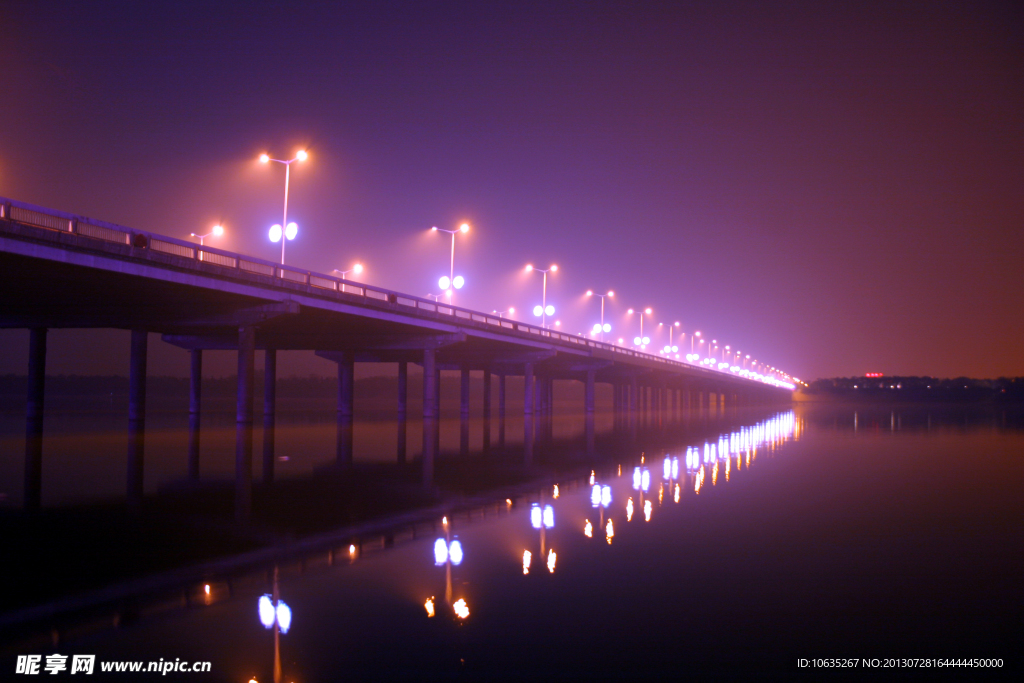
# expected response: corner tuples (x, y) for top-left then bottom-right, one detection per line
(0, 197), (793, 520)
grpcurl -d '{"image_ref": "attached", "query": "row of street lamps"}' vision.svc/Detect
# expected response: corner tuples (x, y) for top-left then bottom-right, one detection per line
(189, 149), (788, 382)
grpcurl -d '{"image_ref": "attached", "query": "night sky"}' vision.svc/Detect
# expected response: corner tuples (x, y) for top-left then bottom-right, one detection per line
(1, 1), (1022, 380)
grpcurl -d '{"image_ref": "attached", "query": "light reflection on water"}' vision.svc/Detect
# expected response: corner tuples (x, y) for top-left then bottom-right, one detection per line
(8, 405), (1024, 678)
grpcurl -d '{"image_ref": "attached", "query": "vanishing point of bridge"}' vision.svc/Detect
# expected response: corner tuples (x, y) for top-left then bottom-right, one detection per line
(1, 197), (792, 519)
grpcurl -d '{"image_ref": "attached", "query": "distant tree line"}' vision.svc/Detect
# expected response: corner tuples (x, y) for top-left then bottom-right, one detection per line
(804, 376), (1024, 403)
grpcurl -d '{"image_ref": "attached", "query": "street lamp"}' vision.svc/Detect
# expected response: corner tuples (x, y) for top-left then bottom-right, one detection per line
(493, 307), (515, 319)
(190, 224), (224, 246)
(259, 150), (307, 265)
(431, 223), (469, 304)
(662, 321), (681, 355)
(586, 290), (614, 342)
(331, 263), (363, 293)
(525, 264), (557, 328)
(627, 307), (652, 349)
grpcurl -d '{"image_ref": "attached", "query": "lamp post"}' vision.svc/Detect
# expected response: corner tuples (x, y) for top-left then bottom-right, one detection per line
(627, 307), (652, 349)
(492, 307), (515, 319)
(663, 321), (681, 355)
(331, 263), (363, 293)
(526, 264), (557, 328)
(431, 223), (469, 303)
(259, 150), (307, 265)
(190, 224), (224, 246)
(585, 290), (614, 342)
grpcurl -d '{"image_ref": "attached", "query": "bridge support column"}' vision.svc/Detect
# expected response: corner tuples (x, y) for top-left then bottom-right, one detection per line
(187, 349), (202, 482)
(127, 330), (148, 509)
(235, 326), (255, 522)
(498, 373), (506, 448)
(24, 327), (46, 511)
(482, 370), (492, 452)
(397, 361), (408, 463)
(422, 349), (437, 488)
(629, 375), (638, 416)
(336, 351), (354, 466)
(434, 366), (441, 454)
(585, 369), (596, 456)
(262, 349), (276, 483)
(523, 363), (535, 465)
(460, 366), (470, 456)
(671, 386), (678, 421)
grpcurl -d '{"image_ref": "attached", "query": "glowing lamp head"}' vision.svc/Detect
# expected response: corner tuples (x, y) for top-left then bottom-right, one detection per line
(593, 323), (602, 333)
(674, 321), (680, 327)
(550, 264), (558, 272)
(212, 225), (224, 237)
(672, 345), (679, 352)
(586, 290), (593, 296)
(508, 307), (514, 314)
(603, 323), (611, 333)
(634, 336), (642, 345)
(459, 223), (469, 233)
(275, 601), (292, 634)
(258, 595), (275, 628)
(695, 331), (701, 337)
(431, 226), (438, 231)
(284, 222), (298, 240)
(543, 505), (555, 528)
(353, 263), (363, 274)
(448, 539), (464, 566)
(433, 538), (448, 565)
(525, 264), (533, 272)
(642, 336), (650, 345)
(601, 485), (611, 507)
(259, 153), (270, 163)
(533, 305), (543, 317)
(296, 150), (308, 161)
(438, 276), (451, 290)
(530, 503), (542, 529)
(644, 307), (652, 314)
(607, 291), (614, 297)
(269, 224), (282, 243)
(627, 308), (634, 314)
(544, 305), (555, 316)
(452, 275), (465, 289)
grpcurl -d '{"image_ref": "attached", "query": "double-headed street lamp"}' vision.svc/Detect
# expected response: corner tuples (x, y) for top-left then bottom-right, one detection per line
(331, 263), (363, 294)
(260, 150), (307, 265)
(526, 264), (557, 328)
(627, 307), (652, 348)
(493, 307), (515, 319)
(190, 224), (224, 246)
(431, 223), (469, 303)
(662, 321), (681, 355)
(190, 224), (224, 262)
(586, 290), (614, 342)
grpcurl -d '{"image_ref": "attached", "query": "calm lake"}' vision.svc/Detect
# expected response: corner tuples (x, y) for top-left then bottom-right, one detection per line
(3, 402), (1021, 680)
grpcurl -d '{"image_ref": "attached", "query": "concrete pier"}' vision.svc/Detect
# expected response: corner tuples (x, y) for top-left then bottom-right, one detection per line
(235, 326), (255, 522)
(262, 349), (276, 483)
(127, 330), (148, 509)
(187, 349), (202, 482)
(24, 327), (46, 511)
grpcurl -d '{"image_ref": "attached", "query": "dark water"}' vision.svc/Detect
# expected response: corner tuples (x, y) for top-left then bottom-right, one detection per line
(4, 404), (1023, 680)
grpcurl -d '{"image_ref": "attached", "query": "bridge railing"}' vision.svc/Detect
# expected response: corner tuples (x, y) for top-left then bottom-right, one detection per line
(1, 197), (792, 389)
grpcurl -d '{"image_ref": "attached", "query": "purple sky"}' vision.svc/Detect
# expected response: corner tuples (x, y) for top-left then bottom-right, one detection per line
(1, 1), (1022, 380)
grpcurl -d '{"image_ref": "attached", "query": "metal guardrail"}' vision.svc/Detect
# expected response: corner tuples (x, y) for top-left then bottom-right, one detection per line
(0, 196), (793, 389)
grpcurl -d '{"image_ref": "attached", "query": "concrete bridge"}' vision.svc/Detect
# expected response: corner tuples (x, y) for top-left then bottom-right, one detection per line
(0, 197), (792, 519)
